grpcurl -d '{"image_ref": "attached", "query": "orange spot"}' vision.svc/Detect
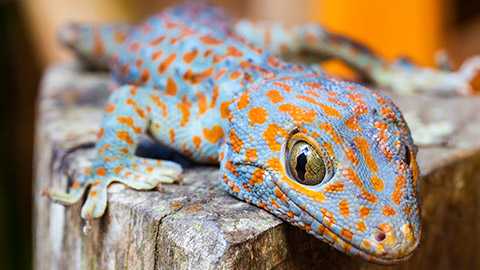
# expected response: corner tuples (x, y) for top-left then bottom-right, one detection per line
(304, 82), (322, 90)
(199, 35), (224, 45)
(71, 180), (79, 189)
(113, 31), (127, 44)
(341, 168), (362, 188)
(306, 90), (321, 98)
(193, 136), (202, 149)
(266, 89), (284, 104)
(363, 240), (371, 248)
(149, 36), (165, 46)
(90, 190), (98, 197)
(359, 206), (370, 218)
(220, 101), (231, 119)
(183, 49), (198, 63)
(320, 208), (336, 226)
(91, 180), (102, 187)
(165, 77), (177, 95)
(129, 86), (138, 95)
(203, 125), (224, 144)
(374, 121), (392, 161)
(236, 93), (250, 110)
(245, 149), (258, 162)
(229, 70), (242, 80)
(209, 86), (219, 108)
(93, 31), (104, 55)
(278, 103), (316, 123)
(379, 223), (393, 233)
(183, 67), (214, 84)
(226, 46), (243, 57)
(353, 136), (378, 173)
(97, 144), (111, 155)
(382, 206), (396, 216)
(214, 69), (227, 81)
(274, 188), (287, 202)
(158, 52), (176, 73)
(344, 148), (359, 166)
(242, 182), (252, 192)
(341, 228), (354, 240)
(140, 69), (150, 83)
(203, 49), (213, 58)
(344, 115), (362, 133)
(327, 97), (348, 106)
(135, 58), (143, 68)
(117, 130), (134, 146)
(369, 175), (385, 192)
(150, 94), (167, 117)
(392, 174), (406, 205)
(197, 92), (207, 115)
(95, 168), (107, 176)
(117, 117), (141, 133)
(114, 166), (124, 174)
(272, 81), (292, 92)
(339, 200), (350, 217)
(169, 129), (175, 143)
(262, 123), (288, 152)
(126, 98), (146, 119)
(248, 107), (268, 126)
(84, 167), (91, 174)
(249, 168), (264, 186)
(229, 129), (243, 153)
(265, 157), (283, 172)
(258, 201), (270, 212)
(361, 188), (377, 204)
(324, 183), (344, 193)
(177, 95), (192, 127)
(151, 51), (163, 61)
(105, 102), (115, 114)
(296, 95), (341, 118)
(225, 160), (239, 176)
(270, 198), (281, 210)
(357, 221), (367, 232)
(348, 93), (368, 115)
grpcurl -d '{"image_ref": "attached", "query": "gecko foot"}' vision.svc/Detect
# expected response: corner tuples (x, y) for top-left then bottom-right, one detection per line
(46, 156), (183, 220)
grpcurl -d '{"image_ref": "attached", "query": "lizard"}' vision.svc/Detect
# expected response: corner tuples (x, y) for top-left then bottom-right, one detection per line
(45, 3), (423, 264)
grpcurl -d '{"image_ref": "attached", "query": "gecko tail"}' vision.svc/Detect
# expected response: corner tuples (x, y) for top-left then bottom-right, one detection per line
(59, 22), (134, 69)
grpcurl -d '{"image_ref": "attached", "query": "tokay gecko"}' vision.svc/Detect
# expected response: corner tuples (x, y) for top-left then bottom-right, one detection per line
(45, 2), (480, 264)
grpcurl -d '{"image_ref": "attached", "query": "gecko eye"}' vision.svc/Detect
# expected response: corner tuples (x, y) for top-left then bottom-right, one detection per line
(287, 141), (326, 185)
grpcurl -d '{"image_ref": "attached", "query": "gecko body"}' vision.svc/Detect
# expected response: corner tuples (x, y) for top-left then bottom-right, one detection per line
(49, 3), (421, 264)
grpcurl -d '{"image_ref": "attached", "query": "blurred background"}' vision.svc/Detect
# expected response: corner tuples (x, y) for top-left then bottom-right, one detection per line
(1, 0), (479, 269)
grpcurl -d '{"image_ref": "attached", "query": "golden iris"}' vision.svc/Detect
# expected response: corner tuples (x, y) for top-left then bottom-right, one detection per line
(288, 141), (326, 185)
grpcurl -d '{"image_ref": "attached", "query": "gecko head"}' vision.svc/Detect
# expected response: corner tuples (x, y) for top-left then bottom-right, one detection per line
(220, 76), (421, 264)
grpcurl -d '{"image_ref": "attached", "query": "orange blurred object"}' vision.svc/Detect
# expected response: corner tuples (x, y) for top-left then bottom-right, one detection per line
(310, 0), (445, 76)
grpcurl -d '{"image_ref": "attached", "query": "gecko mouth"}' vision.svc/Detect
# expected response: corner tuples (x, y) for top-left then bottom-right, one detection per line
(229, 160), (417, 264)
(285, 195), (416, 264)
(265, 169), (417, 265)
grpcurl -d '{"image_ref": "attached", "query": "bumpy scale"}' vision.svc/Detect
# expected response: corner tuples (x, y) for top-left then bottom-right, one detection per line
(47, 3), (425, 264)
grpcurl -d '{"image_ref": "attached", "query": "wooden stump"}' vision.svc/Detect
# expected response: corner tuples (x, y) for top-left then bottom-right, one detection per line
(34, 63), (480, 269)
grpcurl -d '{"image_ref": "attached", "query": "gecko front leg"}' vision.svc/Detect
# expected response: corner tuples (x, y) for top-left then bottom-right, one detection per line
(46, 85), (182, 220)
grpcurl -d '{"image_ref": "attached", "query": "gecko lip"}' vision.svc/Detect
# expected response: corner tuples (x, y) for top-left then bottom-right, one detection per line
(264, 170), (418, 265)
(282, 191), (418, 264)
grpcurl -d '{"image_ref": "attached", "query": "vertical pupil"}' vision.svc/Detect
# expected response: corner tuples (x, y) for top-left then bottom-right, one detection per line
(295, 147), (309, 182)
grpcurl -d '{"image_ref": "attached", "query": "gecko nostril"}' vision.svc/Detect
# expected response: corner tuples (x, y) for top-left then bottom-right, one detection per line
(375, 232), (386, 242)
